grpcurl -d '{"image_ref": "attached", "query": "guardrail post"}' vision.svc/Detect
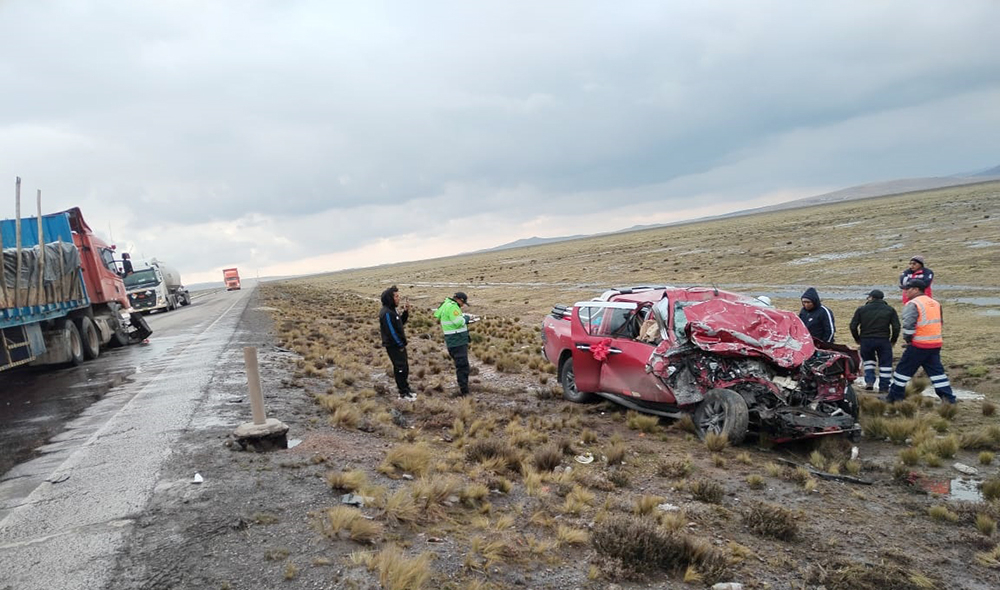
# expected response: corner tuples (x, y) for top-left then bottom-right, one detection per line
(244, 346), (267, 425)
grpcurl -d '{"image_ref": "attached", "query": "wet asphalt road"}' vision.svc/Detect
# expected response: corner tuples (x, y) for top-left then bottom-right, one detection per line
(0, 284), (255, 590)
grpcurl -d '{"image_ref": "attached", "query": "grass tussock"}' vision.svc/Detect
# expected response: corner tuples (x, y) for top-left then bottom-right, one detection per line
(938, 402), (958, 420)
(658, 457), (694, 478)
(703, 432), (729, 452)
(814, 562), (938, 590)
(689, 480), (725, 504)
(981, 478), (1000, 502)
(920, 435), (959, 458)
(626, 411), (661, 433)
(633, 495), (666, 516)
(980, 451), (995, 465)
(465, 439), (524, 474)
(556, 525), (589, 546)
(379, 443), (433, 477)
(604, 442), (627, 465)
(976, 513), (997, 537)
(364, 545), (433, 590)
(531, 444), (563, 472)
(327, 469), (369, 492)
(983, 400), (997, 417)
(746, 474), (765, 490)
(927, 505), (959, 523)
(591, 514), (728, 583)
(743, 502), (799, 540)
(317, 506), (383, 544)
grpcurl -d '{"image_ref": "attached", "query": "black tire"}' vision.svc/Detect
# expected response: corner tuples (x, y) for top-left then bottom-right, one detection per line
(560, 358), (596, 403)
(694, 388), (750, 445)
(108, 315), (129, 348)
(57, 319), (85, 366)
(840, 384), (859, 420)
(74, 316), (100, 360)
(180, 293), (191, 306)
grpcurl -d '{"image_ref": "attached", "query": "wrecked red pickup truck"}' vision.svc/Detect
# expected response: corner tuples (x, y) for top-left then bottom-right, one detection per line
(541, 286), (861, 443)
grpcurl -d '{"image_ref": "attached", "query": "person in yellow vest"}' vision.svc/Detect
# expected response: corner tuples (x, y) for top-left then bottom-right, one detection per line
(434, 292), (472, 397)
(886, 279), (956, 404)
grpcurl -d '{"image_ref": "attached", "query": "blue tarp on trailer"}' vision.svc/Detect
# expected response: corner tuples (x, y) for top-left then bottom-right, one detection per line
(1, 211), (89, 328)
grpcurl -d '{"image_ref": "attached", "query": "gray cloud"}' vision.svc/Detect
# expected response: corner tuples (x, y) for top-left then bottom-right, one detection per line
(2, 1), (999, 282)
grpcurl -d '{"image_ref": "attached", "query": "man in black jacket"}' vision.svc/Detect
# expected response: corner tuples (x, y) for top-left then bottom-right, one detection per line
(379, 286), (414, 400)
(849, 289), (901, 392)
(799, 287), (835, 343)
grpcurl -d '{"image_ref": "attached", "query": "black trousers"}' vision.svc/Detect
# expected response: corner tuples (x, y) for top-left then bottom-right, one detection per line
(385, 346), (410, 396)
(448, 344), (470, 394)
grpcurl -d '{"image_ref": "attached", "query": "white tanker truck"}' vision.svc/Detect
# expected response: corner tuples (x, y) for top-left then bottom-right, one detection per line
(124, 258), (191, 313)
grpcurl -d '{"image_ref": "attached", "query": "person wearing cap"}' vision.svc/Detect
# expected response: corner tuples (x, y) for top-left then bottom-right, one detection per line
(899, 255), (933, 305)
(886, 279), (956, 404)
(798, 287), (836, 343)
(849, 289), (900, 392)
(434, 292), (472, 397)
(379, 285), (414, 400)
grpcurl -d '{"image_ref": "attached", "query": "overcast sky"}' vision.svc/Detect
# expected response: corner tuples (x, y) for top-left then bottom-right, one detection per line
(2, 1), (999, 284)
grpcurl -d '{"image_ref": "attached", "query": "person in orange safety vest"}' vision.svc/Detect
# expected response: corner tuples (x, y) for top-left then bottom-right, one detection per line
(885, 279), (955, 404)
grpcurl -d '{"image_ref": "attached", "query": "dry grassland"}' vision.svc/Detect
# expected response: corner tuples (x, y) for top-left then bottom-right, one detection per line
(250, 182), (1000, 589)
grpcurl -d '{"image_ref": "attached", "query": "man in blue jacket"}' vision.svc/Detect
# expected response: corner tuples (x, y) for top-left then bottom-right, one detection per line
(379, 286), (414, 400)
(799, 287), (835, 343)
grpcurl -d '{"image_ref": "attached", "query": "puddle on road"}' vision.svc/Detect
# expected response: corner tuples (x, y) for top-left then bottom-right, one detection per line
(852, 376), (984, 401)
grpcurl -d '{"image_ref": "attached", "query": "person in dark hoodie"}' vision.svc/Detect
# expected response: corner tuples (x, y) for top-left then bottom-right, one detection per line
(379, 286), (414, 400)
(799, 287), (836, 343)
(849, 289), (900, 392)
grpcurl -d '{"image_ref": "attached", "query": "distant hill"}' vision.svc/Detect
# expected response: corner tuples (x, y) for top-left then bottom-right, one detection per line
(482, 165), (1000, 251)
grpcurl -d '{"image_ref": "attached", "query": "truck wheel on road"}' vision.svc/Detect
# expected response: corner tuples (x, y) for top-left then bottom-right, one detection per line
(560, 358), (596, 403)
(108, 316), (129, 348)
(74, 316), (101, 360)
(56, 318), (85, 366)
(694, 388), (749, 445)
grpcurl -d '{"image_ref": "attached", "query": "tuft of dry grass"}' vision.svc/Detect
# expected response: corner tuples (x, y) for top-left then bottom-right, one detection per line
(981, 479), (1000, 502)
(815, 561), (938, 590)
(927, 505), (959, 523)
(920, 435), (959, 458)
(938, 402), (958, 420)
(976, 513), (997, 537)
(633, 495), (666, 516)
(899, 447), (921, 466)
(689, 480), (725, 504)
(983, 400), (997, 417)
(379, 443), (433, 477)
(703, 432), (729, 452)
(658, 457), (694, 478)
(531, 444), (562, 472)
(743, 502), (799, 540)
(604, 442), (627, 466)
(626, 411), (661, 433)
(980, 451), (996, 465)
(327, 469), (369, 492)
(556, 525), (589, 546)
(465, 439), (524, 474)
(591, 514), (728, 583)
(367, 546), (433, 590)
(317, 506), (383, 544)
(745, 474), (765, 490)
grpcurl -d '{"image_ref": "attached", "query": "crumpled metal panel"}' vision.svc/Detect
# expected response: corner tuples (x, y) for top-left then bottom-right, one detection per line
(653, 299), (815, 371)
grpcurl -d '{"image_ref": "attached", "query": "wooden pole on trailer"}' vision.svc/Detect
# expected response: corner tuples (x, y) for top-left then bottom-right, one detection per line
(36, 189), (44, 306)
(57, 238), (65, 301)
(14, 177), (22, 309)
(0, 184), (8, 308)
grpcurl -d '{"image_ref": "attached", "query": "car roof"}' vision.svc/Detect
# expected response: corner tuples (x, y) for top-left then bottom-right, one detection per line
(606, 286), (751, 305)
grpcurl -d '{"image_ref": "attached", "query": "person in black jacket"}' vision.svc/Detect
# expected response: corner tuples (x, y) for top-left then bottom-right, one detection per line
(849, 289), (901, 392)
(798, 287), (835, 343)
(379, 286), (414, 400)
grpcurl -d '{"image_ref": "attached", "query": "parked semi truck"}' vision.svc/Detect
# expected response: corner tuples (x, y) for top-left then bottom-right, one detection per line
(223, 267), (241, 290)
(125, 259), (191, 313)
(1, 186), (152, 372)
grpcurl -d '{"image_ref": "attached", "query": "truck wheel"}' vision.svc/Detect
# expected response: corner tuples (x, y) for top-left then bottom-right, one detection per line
(108, 316), (129, 348)
(694, 388), (749, 445)
(74, 316), (101, 360)
(840, 385), (859, 419)
(560, 358), (596, 403)
(57, 319), (85, 366)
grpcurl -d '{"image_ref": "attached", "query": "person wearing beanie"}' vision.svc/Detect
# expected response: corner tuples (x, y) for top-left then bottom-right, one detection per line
(379, 285), (414, 400)
(434, 291), (473, 397)
(798, 287), (836, 343)
(899, 255), (933, 304)
(887, 279), (955, 404)
(849, 289), (900, 392)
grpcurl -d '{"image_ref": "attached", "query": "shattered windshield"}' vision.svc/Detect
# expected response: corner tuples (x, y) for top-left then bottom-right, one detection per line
(124, 269), (159, 289)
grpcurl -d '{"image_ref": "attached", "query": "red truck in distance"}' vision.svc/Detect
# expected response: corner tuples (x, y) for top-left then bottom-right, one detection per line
(223, 268), (241, 291)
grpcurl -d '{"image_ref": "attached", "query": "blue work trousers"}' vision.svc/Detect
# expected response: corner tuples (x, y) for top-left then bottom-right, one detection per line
(888, 345), (955, 403)
(859, 338), (894, 392)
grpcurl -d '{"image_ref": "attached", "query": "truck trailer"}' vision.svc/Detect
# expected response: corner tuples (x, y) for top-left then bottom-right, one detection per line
(223, 268), (241, 291)
(125, 259), (191, 313)
(1, 182), (151, 372)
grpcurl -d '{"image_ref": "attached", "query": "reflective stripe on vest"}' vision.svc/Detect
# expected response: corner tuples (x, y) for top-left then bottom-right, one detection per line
(911, 295), (942, 346)
(436, 299), (468, 335)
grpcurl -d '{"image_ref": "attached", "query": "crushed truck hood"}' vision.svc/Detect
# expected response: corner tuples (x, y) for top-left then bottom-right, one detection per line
(654, 299), (815, 369)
